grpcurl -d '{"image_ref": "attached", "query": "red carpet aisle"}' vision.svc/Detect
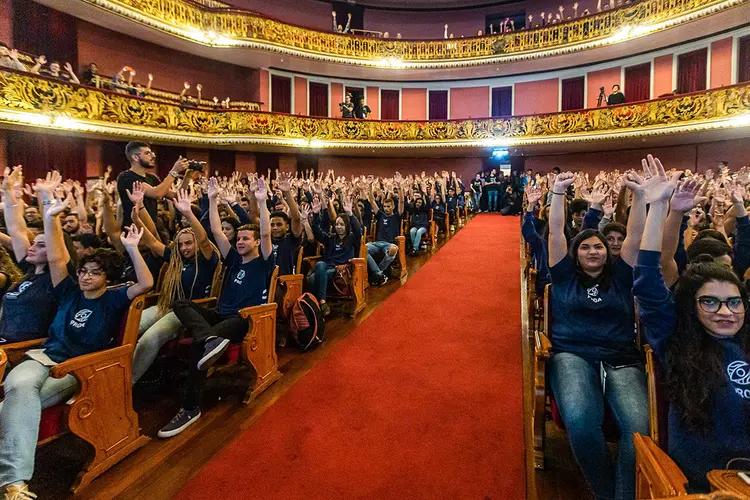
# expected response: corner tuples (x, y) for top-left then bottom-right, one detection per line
(175, 215), (524, 500)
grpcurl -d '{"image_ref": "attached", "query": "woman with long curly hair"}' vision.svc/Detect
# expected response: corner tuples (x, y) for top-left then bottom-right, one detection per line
(131, 190), (220, 384)
(0, 245), (22, 297)
(635, 172), (750, 492)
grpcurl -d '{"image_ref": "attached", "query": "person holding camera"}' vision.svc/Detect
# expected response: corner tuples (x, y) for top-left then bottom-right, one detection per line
(116, 141), (192, 226)
(607, 84), (626, 105)
(339, 93), (354, 118)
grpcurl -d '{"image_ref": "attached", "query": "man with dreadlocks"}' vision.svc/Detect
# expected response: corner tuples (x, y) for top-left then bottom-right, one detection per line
(130, 189), (220, 385)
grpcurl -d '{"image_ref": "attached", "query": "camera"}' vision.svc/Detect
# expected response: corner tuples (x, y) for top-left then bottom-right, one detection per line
(187, 160), (206, 172)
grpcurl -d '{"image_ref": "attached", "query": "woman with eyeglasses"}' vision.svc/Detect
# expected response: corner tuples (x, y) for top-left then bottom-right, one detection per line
(0, 170), (153, 499)
(634, 168), (750, 492)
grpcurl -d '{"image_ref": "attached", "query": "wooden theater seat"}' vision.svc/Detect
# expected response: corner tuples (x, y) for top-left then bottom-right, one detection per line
(390, 235), (408, 284)
(532, 283), (553, 470)
(277, 247), (305, 319)
(0, 348), (6, 383)
(645, 344), (669, 450)
(0, 289), (149, 493)
(304, 250), (367, 318)
(634, 433), (688, 499)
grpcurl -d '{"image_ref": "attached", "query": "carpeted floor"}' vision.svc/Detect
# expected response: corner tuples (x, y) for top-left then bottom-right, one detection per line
(175, 214), (525, 500)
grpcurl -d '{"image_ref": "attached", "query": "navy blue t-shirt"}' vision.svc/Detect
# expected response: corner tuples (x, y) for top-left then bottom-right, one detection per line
(162, 247), (219, 300)
(42, 276), (132, 363)
(375, 211), (401, 243)
(549, 255), (639, 363)
(217, 248), (274, 317)
(0, 260), (74, 344)
(272, 232), (302, 276)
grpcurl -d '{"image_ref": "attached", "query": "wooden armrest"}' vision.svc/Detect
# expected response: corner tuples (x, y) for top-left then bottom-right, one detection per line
(0, 348), (7, 382)
(51, 344), (133, 378)
(535, 330), (552, 359)
(634, 433), (688, 498)
(303, 256), (322, 265)
(238, 302), (277, 320)
(2, 338), (46, 366)
(192, 297), (218, 307)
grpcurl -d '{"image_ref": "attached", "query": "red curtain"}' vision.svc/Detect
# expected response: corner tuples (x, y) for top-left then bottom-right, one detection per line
(380, 90), (400, 120)
(625, 63), (651, 103)
(429, 90), (448, 120)
(7, 130), (85, 183)
(209, 149), (235, 178)
(739, 35), (750, 84)
(491, 86), (512, 117)
(271, 75), (292, 113)
(309, 82), (329, 117)
(677, 49), (707, 94)
(561, 77), (585, 111)
(101, 140), (131, 178)
(13, 0), (78, 72)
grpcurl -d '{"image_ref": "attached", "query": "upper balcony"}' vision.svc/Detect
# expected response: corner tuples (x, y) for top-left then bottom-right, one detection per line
(35, 0), (750, 80)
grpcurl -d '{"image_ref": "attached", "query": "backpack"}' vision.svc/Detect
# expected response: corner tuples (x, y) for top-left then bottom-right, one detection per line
(289, 293), (325, 352)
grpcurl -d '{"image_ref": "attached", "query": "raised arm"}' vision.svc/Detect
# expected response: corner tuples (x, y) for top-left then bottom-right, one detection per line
(278, 172), (303, 238)
(141, 157), (188, 201)
(120, 225), (154, 300)
(254, 178), (273, 260)
(37, 172), (69, 286)
(619, 170), (647, 267)
(132, 205), (165, 258)
(2, 166), (31, 261)
(661, 179), (703, 287)
(548, 172), (576, 267)
(127, 181), (159, 241)
(207, 177), (231, 258)
(174, 189), (214, 260)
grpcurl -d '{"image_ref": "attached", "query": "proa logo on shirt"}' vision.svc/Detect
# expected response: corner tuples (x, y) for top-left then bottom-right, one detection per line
(728, 360), (750, 399)
(6, 281), (32, 299)
(272, 243), (279, 258)
(234, 269), (246, 285)
(587, 285), (602, 304)
(70, 309), (93, 329)
(335, 243), (342, 251)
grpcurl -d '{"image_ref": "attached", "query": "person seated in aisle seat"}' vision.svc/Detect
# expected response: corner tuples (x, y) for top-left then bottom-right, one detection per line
(522, 186), (550, 296)
(270, 172), (303, 276)
(131, 189), (220, 385)
(601, 222), (626, 259)
(408, 196), (430, 256)
(569, 198), (589, 236)
(157, 178), (273, 438)
(431, 193), (447, 234)
(71, 233), (102, 260)
(366, 185), (401, 286)
(0, 171), (152, 500)
(310, 196), (362, 317)
(446, 186), (461, 227)
(547, 167), (649, 500)
(470, 173), (483, 212)
(0, 168), (74, 346)
(633, 172), (750, 493)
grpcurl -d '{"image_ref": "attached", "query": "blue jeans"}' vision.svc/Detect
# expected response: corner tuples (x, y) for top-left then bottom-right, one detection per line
(488, 191), (498, 211)
(549, 352), (649, 500)
(312, 261), (337, 301)
(366, 241), (397, 277)
(0, 359), (77, 488)
(472, 193), (480, 211)
(409, 227), (427, 250)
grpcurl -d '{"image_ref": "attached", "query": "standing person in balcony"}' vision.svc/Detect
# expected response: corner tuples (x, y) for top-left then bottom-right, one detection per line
(332, 11), (352, 34)
(0, 43), (26, 72)
(40, 61), (79, 84)
(355, 97), (371, 119)
(339, 93), (354, 118)
(607, 84), (626, 105)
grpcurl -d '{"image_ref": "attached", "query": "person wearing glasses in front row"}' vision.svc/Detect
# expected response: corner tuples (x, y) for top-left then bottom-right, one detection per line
(634, 170), (750, 493)
(0, 170), (154, 500)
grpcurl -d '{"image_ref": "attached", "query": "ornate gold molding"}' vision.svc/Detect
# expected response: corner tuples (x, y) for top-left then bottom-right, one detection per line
(1, 71), (749, 148)
(75, 0), (747, 68)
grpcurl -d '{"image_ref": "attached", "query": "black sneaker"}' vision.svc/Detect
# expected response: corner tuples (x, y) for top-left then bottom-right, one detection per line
(157, 407), (201, 438)
(197, 336), (230, 371)
(375, 274), (388, 286)
(320, 302), (331, 317)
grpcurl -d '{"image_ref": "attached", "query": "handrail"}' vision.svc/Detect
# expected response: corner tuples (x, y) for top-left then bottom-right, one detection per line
(0, 69), (748, 148)
(76, 0), (745, 66)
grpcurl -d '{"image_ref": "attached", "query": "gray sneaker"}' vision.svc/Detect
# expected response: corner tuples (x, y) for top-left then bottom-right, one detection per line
(197, 336), (230, 371)
(157, 407), (201, 438)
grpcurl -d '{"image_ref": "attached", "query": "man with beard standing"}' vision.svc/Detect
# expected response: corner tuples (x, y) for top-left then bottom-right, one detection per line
(117, 142), (189, 226)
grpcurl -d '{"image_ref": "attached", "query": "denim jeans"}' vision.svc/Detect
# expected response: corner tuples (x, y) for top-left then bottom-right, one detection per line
(0, 359), (77, 488)
(488, 191), (498, 211)
(366, 241), (397, 277)
(549, 352), (649, 500)
(311, 261), (337, 301)
(472, 193), (480, 211)
(132, 306), (183, 384)
(409, 227), (427, 250)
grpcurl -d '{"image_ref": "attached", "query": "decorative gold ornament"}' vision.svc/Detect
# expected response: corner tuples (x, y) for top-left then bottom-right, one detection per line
(1, 70), (749, 148)
(75, 0), (746, 67)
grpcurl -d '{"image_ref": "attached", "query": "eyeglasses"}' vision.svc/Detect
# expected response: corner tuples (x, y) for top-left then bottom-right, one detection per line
(77, 268), (105, 278)
(696, 295), (746, 314)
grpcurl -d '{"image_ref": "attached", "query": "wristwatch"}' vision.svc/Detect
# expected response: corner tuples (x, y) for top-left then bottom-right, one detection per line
(169, 170), (179, 179)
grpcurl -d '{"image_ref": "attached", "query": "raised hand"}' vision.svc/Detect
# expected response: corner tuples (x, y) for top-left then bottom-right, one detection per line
(622, 171), (645, 194)
(525, 186), (543, 207)
(248, 174), (259, 194)
(174, 188), (192, 214)
(300, 204), (312, 221)
(640, 155), (681, 204)
(589, 185), (608, 206)
(278, 172), (292, 193)
(120, 224), (144, 249)
(33, 170), (62, 196)
(731, 183), (745, 206)
(342, 197), (353, 215)
(172, 156), (189, 175)
(602, 196), (615, 216)
(36, 55), (46, 65)
(553, 172), (576, 192)
(196, 84), (202, 92)
(63, 62), (74, 74)
(207, 177), (220, 201)
(311, 198), (322, 214)
(671, 178), (705, 213)
(126, 181), (146, 207)
(255, 178), (268, 202)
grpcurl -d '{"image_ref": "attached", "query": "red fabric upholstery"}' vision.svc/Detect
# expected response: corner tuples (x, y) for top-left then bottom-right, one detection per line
(38, 404), (67, 442)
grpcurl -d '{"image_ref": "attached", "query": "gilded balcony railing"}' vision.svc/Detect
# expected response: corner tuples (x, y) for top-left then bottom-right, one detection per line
(79, 0), (745, 66)
(0, 70), (748, 147)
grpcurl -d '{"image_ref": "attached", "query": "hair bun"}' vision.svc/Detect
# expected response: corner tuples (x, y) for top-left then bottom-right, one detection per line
(692, 253), (716, 264)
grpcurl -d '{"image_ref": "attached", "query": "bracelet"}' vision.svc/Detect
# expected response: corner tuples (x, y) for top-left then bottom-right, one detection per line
(551, 191), (565, 195)
(42, 200), (52, 206)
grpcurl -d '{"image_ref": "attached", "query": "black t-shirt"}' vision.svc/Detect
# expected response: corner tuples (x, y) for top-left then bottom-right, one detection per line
(471, 179), (483, 192)
(40, 70), (71, 82)
(375, 211), (401, 243)
(117, 169), (161, 226)
(162, 247), (219, 300)
(272, 232), (302, 276)
(121, 252), (163, 286)
(607, 92), (626, 105)
(217, 249), (275, 317)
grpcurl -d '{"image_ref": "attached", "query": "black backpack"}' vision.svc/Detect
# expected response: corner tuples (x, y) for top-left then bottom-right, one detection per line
(288, 293), (326, 352)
